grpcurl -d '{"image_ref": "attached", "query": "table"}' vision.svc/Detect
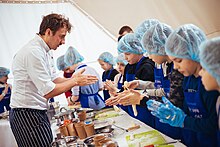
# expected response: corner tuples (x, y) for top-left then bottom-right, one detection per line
(51, 109), (186, 147)
(110, 111), (185, 147)
(0, 119), (17, 147)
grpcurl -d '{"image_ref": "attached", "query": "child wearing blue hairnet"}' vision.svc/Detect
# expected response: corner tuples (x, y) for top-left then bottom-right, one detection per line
(57, 47), (105, 110)
(135, 19), (160, 42)
(106, 33), (155, 127)
(98, 52), (119, 102)
(198, 37), (220, 147)
(147, 24), (219, 147)
(104, 53), (128, 111)
(57, 55), (75, 104)
(0, 67), (11, 113)
(132, 23), (184, 140)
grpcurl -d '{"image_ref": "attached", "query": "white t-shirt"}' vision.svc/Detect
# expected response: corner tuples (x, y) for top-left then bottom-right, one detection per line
(10, 35), (58, 110)
(71, 63), (103, 96)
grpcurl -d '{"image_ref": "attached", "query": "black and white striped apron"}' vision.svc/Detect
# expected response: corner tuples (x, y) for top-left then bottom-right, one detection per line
(9, 108), (53, 147)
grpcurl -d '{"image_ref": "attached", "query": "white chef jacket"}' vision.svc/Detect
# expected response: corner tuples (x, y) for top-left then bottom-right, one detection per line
(10, 35), (58, 110)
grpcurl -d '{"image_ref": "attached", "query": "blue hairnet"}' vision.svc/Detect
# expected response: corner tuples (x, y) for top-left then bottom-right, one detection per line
(165, 24), (206, 62)
(56, 55), (68, 71)
(199, 37), (220, 86)
(117, 33), (146, 54)
(142, 23), (173, 55)
(0, 67), (10, 78)
(64, 46), (84, 66)
(116, 53), (128, 65)
(98, 52), (116, 65)
(135, 19), (160, 41)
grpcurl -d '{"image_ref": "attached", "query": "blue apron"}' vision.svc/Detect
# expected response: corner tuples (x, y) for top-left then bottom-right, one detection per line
(182, 76), (217, 147)
(102, 68), (113, 101)
(126, 57), (154, 127)
(77, 64), (105, 110)
(154, 63), (182, 139)
(79, 91), (105, 110)
(0, 86), (11, 113)
(117, 74), (128, 112)
(154, 63), (171, 97)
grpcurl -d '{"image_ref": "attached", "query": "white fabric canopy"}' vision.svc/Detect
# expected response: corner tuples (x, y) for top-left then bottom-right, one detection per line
(0, 2), (117, 104)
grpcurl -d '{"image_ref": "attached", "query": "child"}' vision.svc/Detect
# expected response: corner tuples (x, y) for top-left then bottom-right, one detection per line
(98, 52), (118, 101)
(140, 23), (184, 139)
(199, 37), (220, 147)
(147, 24), (219, 147)
(57, 55), (74, 105)
(117, 33), (155, 126)
(0, 67), (11, 113)
(118, 26), (133, 41)
(57, 46), (105, 110)
(135, 19), (160, 42)
(105, 53), (128, 111)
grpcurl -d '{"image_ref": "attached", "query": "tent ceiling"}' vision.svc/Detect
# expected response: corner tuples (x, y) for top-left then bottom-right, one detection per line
(74, 0), (220, 38)
(2, 0), (220, 38)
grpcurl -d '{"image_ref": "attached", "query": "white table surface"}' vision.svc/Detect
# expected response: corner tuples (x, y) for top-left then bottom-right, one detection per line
(0, 119), (17, 147)
(51, 109), (186, 147)
(109, 111), (185, 147)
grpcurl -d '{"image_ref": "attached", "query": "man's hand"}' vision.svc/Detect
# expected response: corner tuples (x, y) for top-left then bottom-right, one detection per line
(72, 69), (98, 86)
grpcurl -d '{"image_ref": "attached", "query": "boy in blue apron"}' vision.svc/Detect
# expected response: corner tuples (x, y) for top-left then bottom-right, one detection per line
(0, 67), (11, 113)
(199, 37), (220, 147)
(147, 24), (219, 147)
(116, 33), (155, 127)
(57, 47), (105, 110)
(98, 52), (118, 102)
(141, 23), (184, 139)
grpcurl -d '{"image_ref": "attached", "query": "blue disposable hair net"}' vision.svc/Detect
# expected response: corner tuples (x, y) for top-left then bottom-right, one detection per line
(199, 37), (220, 86)
(116, 53), (128, 65)
(142, 23), (173, 55)
(98, 52), (116, 65)
(117, 33), (146, 54)
(56, 55), (68, 71)
(165, 24), (206, 62)
(135, 19), (160, 41)
(64, 46), (84, 66)
(0, 67), (10, 78)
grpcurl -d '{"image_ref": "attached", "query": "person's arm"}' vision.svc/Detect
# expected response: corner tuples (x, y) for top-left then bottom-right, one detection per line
(183, 89), (219, 135)
(138, 60), (155, 82)
(44, 69), (97, 99)
(0, 84), (9, 101)
(53, 77), (69, 84)
(146, 88), (165, 97)
(168, 69), (185, 108)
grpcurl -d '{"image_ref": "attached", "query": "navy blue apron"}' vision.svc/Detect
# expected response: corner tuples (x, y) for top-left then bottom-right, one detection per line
(76, 64), (105, 110)
(154, 63), (171, 97)
(126, 57), (154, 127)
(0, 85), (11, 113)
(182, 76), (217, 147)
(154, 63), (181, 139)
(102, 68), (113, 101)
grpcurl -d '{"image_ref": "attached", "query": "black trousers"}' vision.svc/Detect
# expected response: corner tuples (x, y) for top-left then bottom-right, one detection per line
(9, 108), (53, 147)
